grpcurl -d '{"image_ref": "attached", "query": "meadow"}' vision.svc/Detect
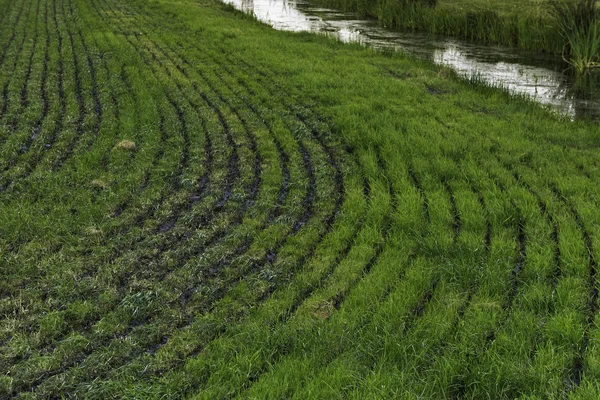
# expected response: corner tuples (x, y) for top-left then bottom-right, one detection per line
(0, 0), (600, 397)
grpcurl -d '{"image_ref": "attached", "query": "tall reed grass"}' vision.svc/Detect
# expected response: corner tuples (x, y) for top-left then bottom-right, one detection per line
(312, 0), (565, 53)
(551, 0), (600, 73)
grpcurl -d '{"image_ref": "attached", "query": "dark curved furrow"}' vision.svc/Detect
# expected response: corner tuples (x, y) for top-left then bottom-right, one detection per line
(18, 0), (41, 111)
(549, 184), (598, 392)
(20, 4), (353, 393)
(0, 0), (50, 179)
(43, 0), (64, 151)
(408, 162), (430, 223)
(450, 165), (529, 398)
(5, 1), (296, 392)
(50, 0), (84, 171)
(442, 178), (461, 244)
(2, 0), (599, 398)
(309, 159), (470, 398)
(0, 0), (27, 68)
(406, 181), (492, 383)
(104, 0), (345, 298)
(0, 0), (36, 147)
(0, 0), (256, 316)
(48, 10), (379, 390)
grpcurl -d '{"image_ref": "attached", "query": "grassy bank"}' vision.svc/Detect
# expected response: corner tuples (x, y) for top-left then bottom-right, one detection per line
(312, 0), (592, 54)
(0, 0), (600, 397)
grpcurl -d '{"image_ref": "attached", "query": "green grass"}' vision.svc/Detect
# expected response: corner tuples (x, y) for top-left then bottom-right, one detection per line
(312, 0), (588, 54)
(1, 0), (600, 397)
(551, 0), (600, 73)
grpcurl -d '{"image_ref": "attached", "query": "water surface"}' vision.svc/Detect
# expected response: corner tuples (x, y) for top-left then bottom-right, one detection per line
(224, 0), (600, 120)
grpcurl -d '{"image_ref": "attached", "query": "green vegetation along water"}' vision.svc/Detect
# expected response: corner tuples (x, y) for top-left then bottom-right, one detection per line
(0, 0), (600, 397)
(226, 0), (600, 120)
(310, 0), (597, 57)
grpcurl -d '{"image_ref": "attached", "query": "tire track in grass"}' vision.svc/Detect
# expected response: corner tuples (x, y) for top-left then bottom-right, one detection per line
(193, 52), (354, 292)
(4, 0), (67, 186)
(44, 0), (64, 152)
(517, 159), (600, 394)
(118, 0), (345, 231)
(28, 126), (308, 396)
(0, 90), (153, 368)
(106, 54), (204, 224)
(4, 0), (248, 342)
(422, 155), (563, 398)
(0, 86), (196, 378)
(136, 3), (341, 241)
(451, 165), (528, 398)
(496, 155), (584, 393)
(137, 150), (353, 397)
(18, 0), (41, 111)
(161, 36), (354, 316)
(51, 0), (84, 171)
(0, 0), (104, 316)
(229, 149), (415, 397)
(104, 0), (331, 296)
(110, 68), (173, 220)
(549, 184), (599, 394)
(0, 0), (27, 69)
(0, 11), (213, 318)
(100, 24), (232, 239)
(0, 11), (52, 202)
(7, 93), (199, 395)
(99, 0), (253, 230)
(90, 63), (135, 205)
(11, 0), (340, 394)
(324, 161), (466, 398)
(9, 0), (302, 368)
(407, 180), (492, 392)
(86, 0), (241, 250)
(2, 0), (50, 176)
(25, 3), (350, 400)
(8, 3), (270, 390)
(0, 0), (37, 147)
(0, 12), (203, 368)
(53, 0), (103, 161)
(163, 45), (404, 396)
(408, 162), (430, 223)
(32, 21), (346, 396)
(327, 148), (399, 311)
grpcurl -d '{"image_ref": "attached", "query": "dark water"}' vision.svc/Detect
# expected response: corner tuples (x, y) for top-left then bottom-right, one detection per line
(224, 0), (600, 120)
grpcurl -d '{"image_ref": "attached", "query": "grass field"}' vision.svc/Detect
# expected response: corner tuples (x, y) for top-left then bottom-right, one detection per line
(1, 0), (600, 397)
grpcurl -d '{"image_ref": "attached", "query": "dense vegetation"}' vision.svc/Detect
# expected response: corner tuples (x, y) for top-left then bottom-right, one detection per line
(0, 0), (600, 397)
(551, 0), (600, 72)
(313, 0), (600, 58)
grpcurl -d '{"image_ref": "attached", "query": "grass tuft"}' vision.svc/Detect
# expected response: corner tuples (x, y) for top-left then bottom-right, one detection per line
(113, 139), (137, 151)
(551, 0), (600, 73)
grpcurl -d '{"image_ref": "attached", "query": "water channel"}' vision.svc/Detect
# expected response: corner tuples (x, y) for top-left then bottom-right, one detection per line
(223, 0), (600, 120)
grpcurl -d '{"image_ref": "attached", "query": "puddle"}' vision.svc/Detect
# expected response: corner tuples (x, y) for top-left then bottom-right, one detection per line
(225, 0), (600, 120)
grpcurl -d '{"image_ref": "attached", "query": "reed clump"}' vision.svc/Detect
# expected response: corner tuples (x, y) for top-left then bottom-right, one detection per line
(551, 0), (600, 73)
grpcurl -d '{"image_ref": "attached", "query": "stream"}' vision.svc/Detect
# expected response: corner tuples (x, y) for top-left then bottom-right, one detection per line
(223, 0), (600, 120)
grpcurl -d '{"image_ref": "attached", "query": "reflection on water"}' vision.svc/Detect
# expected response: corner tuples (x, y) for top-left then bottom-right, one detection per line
(223, 0), (600, 120)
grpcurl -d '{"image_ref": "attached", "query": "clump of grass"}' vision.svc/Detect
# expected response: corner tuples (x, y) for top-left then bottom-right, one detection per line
(113, 139), (137, 151)
(91, 179), (109, 190)
(84, 227), (103, 236)
(551, 0), (600, 73)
